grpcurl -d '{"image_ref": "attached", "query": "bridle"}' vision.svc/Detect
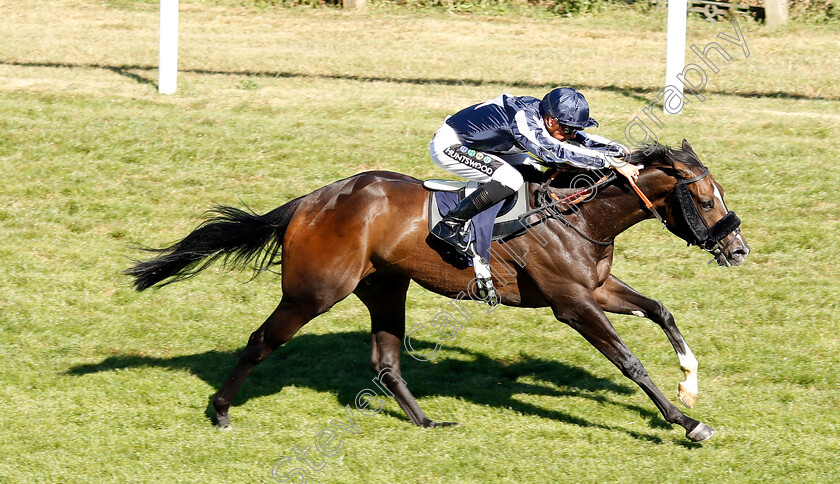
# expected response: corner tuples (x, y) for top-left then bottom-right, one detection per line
(525, 165), (742, 259)
(668, 167), (742, 262)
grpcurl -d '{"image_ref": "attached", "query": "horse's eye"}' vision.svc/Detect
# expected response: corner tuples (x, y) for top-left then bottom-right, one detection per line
(700, 200), (714, 210)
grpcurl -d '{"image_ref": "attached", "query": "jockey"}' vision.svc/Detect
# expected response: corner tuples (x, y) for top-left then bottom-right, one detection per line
(429, 87), (639, 255)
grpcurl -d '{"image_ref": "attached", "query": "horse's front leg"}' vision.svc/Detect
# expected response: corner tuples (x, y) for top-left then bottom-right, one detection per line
(594, 275), (699, 408)
(552, 289), (714, 442)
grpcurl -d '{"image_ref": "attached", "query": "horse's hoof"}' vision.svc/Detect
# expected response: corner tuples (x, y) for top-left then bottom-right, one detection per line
(431, 421), (458, 428)
(678, 383), (697, 408)
(209, 394), (232, 428)
(686, 422), (715, 442)
(215, 414), (232, 429)
(421, 418), (458, 428)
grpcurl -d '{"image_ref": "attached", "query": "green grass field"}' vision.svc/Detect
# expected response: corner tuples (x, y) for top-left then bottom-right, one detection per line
(1, 1), (839, 482)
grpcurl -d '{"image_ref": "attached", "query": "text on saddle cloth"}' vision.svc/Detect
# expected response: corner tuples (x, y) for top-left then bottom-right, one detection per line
(425, 180), (529, 265)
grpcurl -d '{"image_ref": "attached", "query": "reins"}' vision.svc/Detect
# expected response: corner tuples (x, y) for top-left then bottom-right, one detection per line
(518, 150), (742, 264)
(521, 170), (617, 247)
(628, 177), (667, 227)
(522, 165), (731, 249)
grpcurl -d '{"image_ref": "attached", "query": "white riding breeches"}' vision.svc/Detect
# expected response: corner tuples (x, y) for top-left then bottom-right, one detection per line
(429, 122), (532, 191)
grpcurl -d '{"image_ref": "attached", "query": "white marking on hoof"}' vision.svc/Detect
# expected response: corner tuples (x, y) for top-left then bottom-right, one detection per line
(678, 382), (697, 408)
(677, 347), (699, 408)
(631, 310), (645, 318)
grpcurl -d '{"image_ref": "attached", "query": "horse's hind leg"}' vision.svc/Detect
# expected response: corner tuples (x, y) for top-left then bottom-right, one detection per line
(355, 273), (455, 428)
(594, 275), (700, 408)
(211, 298), (316, 428)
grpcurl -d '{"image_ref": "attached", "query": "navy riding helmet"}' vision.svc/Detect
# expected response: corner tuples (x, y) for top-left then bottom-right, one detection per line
(539, 88), (599, 130)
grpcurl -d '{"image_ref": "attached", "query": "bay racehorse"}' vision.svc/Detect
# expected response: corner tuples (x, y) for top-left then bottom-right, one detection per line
(125, 140), (749, 443)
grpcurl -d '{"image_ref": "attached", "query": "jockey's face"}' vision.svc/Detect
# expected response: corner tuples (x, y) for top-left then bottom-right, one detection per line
(545, 116), (577, 142)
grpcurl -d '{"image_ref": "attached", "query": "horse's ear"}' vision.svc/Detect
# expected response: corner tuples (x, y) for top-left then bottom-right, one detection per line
(672, 140), (699, 178)
(672, 161), (696, 180)
(681, 139), (698, 157)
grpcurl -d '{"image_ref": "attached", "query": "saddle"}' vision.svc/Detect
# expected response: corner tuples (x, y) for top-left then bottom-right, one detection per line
(424, 170), (617, 262)
(423, 179), (531, 243)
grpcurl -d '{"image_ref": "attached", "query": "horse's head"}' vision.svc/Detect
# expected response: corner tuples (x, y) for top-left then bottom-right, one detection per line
(635, 140), (750, 267)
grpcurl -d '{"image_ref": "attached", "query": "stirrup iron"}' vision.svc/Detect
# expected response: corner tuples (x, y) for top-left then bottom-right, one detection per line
(471, 248), (498, 305)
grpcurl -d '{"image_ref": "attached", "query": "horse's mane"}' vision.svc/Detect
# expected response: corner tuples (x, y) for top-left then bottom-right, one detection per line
(631, 143), (705, 170)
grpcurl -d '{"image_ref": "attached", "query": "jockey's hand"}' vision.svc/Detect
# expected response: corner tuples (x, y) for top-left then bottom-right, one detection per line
(604, 144), (629, 158)
(612, 159), (639, 183)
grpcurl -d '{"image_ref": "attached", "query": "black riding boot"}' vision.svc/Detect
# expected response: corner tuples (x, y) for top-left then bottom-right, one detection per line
(431, 180), (515, 254)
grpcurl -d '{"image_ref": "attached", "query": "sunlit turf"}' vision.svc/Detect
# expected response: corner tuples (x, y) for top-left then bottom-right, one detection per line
(1, 1), (838, 482)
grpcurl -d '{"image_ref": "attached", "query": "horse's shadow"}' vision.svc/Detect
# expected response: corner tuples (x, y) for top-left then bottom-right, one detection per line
(67, 331), (668, 441)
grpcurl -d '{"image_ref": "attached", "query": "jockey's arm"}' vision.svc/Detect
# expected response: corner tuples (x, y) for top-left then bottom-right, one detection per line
(579, 132), (639, 182)
(512, 111), (611, 170)
(513, 111), (638, 180)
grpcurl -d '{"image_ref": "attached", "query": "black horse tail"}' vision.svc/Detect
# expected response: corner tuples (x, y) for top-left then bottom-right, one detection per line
(124, 197), (304, 292)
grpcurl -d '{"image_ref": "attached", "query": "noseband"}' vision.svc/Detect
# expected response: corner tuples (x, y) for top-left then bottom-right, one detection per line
(672, 167), (741, 252)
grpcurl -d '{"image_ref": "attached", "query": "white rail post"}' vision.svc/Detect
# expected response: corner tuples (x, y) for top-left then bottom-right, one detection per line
(765, 0), (789, 27)
(159, 0), (179, 94)
(664, 0), (687, 114)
